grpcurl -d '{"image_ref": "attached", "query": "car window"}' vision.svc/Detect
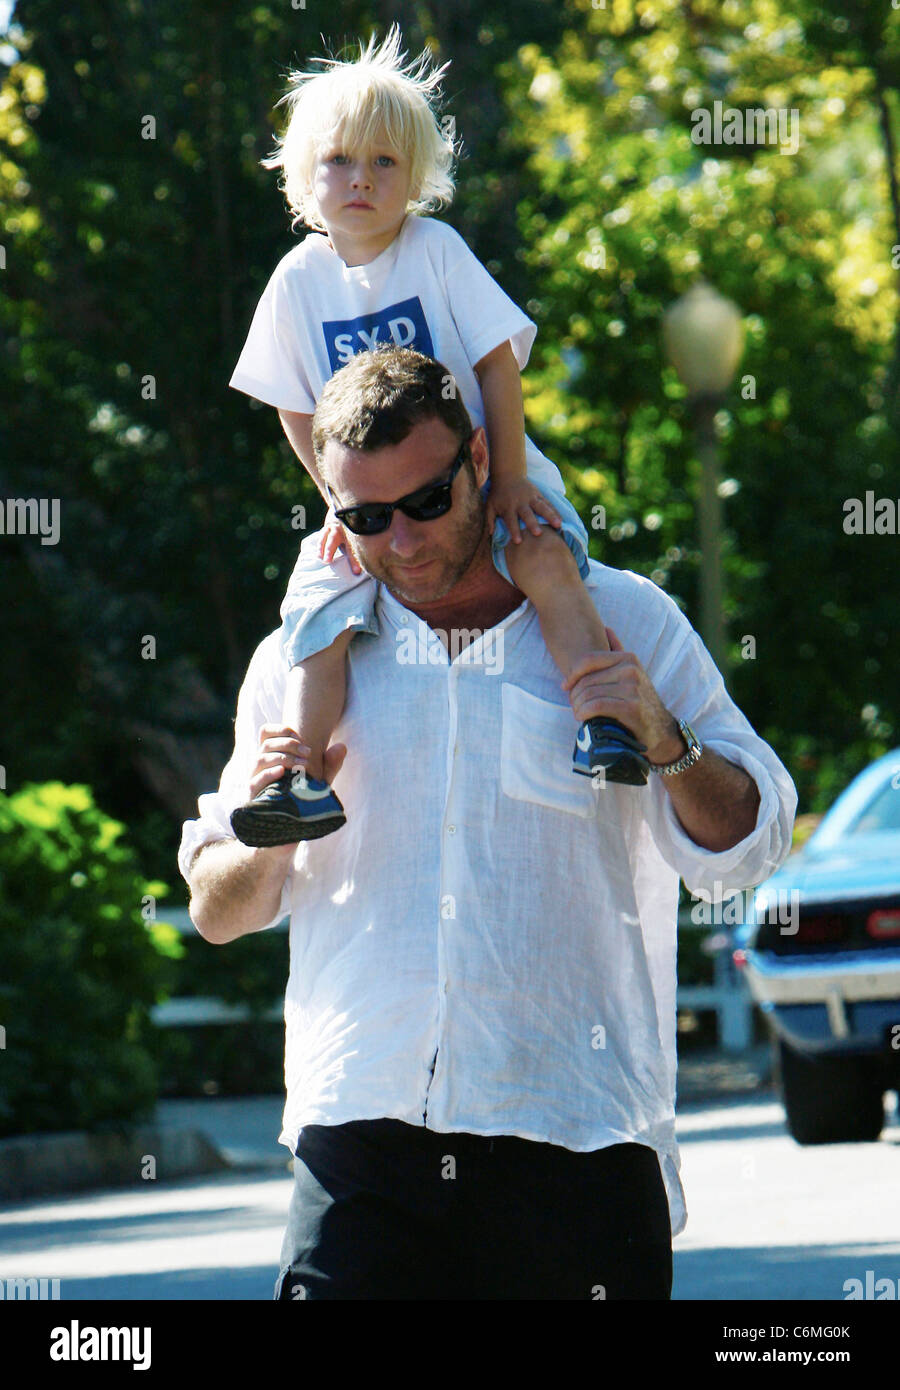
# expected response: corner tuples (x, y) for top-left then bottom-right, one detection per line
(847, 781), (900, 834)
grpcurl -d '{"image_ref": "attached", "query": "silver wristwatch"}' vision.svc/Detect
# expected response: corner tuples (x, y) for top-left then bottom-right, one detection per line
(650, 718), (703, 776)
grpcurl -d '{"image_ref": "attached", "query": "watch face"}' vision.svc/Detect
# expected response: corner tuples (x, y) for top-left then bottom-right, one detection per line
(680, 721), (699, 753)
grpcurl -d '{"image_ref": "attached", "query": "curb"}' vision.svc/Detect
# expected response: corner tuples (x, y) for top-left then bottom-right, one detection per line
(676, 1050), (774, 1105)
(0, 1125), (229, 1204)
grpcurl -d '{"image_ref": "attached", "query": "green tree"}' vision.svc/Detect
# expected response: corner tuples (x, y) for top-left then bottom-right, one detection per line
(0, 782), (180, 1135)
(0, 1), (572, 874)
(502, 0), (899, 809)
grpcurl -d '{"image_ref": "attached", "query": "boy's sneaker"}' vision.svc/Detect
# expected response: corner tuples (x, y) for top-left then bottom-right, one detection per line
(573, 717), (650, 786)
(230, 770), (346, 847)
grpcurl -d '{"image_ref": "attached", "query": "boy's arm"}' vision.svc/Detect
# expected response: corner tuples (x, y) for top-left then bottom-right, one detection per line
(278, 409), (327, 501)
(473, 342), (527, 486)
(278, 408), (362, 572)
(474, 341), (562, 533)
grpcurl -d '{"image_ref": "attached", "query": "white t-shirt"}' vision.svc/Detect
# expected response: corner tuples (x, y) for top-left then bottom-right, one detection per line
(229, 214), (553, 476)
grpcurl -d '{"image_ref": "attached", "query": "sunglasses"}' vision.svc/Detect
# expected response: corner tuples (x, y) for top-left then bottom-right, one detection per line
(325, 438), (471, 536)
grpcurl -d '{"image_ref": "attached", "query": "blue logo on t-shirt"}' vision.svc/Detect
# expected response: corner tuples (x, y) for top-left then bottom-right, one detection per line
(322, 297), (435, 371)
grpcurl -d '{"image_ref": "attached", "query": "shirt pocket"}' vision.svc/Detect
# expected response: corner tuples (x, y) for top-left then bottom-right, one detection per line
(500, 682), (599, 819)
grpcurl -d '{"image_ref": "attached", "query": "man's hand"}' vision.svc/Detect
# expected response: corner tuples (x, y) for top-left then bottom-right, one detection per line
(188, 730), (348, 945)
(317, 507), (363, 575)
(560, 627), (682, 764)
(486, 477), (563, 543)
(561, 627), (761, 850)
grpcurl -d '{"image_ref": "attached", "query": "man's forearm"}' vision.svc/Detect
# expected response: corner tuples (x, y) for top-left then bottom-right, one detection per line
(188, 838), (294, 944)
(653, 732), (761, 853)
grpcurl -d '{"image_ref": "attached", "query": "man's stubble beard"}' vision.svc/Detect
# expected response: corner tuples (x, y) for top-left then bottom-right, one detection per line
(349, 472), (489, 605)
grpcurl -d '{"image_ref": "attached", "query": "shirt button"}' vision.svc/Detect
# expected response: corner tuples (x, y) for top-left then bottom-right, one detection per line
(447, 825), (456, 834)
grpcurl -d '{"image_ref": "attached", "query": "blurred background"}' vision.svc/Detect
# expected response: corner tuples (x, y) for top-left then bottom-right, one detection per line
(1, 0), (898, 1133)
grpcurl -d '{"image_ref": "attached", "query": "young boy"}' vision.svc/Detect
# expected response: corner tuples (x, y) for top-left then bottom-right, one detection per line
(228, 26), (648, 846)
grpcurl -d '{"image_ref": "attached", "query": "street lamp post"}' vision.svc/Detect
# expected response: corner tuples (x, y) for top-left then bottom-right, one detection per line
(662, 281), (744, 675)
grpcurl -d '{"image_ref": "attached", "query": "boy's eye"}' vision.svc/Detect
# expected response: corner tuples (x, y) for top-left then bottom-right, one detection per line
(374, 155), (395, 167)
(330, 154), (349, 165)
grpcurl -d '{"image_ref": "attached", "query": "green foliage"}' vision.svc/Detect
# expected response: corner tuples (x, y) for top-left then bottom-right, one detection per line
(149, 913), (289, 1097)
(1, 0), (899, 874)
(153, 1021), (286, 1099)
(0, 783), (178, 1135)
(501, 0), (899, 774)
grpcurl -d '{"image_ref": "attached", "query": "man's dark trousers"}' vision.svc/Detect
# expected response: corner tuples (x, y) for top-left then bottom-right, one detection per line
(275, 1117), (672, 1300)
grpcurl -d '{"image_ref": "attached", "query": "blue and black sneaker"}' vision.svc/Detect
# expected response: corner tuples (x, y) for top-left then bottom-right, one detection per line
(230, 770), (346, 847)
(573, 717), (650, 786)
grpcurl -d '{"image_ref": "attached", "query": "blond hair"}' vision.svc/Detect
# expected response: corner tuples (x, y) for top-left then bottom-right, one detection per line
(261, 25), (458, 233)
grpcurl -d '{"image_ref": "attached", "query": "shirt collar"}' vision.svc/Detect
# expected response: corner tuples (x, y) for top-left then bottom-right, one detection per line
(377, 581), (531, 640)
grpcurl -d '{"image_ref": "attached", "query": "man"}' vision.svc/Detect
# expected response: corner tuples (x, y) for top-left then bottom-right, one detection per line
(179, 346), (796, 1301)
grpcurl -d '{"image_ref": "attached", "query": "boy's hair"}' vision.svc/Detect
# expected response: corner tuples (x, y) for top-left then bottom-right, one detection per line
(261, 25), (458, 233)
(311, 347), (473, 477)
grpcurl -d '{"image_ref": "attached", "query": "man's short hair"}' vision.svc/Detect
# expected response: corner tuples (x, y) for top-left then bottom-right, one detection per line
(311, 347), (473, 478)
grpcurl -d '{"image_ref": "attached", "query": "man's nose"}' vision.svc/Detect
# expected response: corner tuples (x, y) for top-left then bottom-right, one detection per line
(388, 511), (425, 555)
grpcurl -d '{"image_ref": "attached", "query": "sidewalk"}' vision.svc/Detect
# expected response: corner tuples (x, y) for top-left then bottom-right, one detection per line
(153, 1095), (290, 1172)
(0, 1046), (773, 1204)
(150, 1043), (774, 1163)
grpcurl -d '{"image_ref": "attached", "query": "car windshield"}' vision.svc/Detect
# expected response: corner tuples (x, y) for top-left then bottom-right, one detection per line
(845, 780), (900, 835)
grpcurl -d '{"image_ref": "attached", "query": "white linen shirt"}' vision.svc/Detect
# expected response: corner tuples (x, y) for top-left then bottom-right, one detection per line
(178, 547), (797, 1237)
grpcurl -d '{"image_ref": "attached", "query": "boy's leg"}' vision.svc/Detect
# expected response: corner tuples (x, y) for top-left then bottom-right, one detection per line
(505, 526), (610, 673)
(283, 629), (354, 783)
(504, 529), (649, 785)
(230, 629), (355, 847)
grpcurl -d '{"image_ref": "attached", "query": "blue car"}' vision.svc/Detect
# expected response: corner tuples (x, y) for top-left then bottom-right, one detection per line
(735, 749), (900, 1144)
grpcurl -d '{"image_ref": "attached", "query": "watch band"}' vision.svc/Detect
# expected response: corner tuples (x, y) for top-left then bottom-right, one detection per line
(650, 718), (703, 776)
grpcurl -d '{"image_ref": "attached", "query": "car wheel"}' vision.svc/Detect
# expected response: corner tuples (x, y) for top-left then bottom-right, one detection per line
(776, 1040), (884, 1144)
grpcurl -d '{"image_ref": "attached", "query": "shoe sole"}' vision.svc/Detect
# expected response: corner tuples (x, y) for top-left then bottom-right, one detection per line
(230, 807), (347, 847)
(573, 754), (649, 786)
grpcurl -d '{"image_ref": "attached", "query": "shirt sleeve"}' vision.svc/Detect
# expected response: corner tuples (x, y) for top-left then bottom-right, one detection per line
(229, 257), (318, 413)
(440, 226), (537, 372)
(636, 587), (798, 898)
(177, 631), (293, 930)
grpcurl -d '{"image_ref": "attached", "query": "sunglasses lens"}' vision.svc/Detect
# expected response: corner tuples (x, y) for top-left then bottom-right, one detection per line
(342, 507), (391, 535)
(336, 444), (466, 533)
(403, 484), (452, 521)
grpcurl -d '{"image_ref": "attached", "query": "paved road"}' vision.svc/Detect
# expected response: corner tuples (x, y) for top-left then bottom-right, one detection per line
(1, 1092), (897, 1300)
(673, 1092), (900, 1300)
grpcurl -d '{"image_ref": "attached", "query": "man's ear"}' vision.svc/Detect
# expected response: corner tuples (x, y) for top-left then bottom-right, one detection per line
(469, 426), (490, 488)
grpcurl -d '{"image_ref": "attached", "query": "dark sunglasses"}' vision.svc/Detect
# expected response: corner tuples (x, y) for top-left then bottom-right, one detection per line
(325, 437), (471, 536)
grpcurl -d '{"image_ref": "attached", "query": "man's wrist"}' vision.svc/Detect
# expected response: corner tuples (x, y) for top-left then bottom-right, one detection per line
(646, 714), (685, 768)
(649, 716), (704, 776)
